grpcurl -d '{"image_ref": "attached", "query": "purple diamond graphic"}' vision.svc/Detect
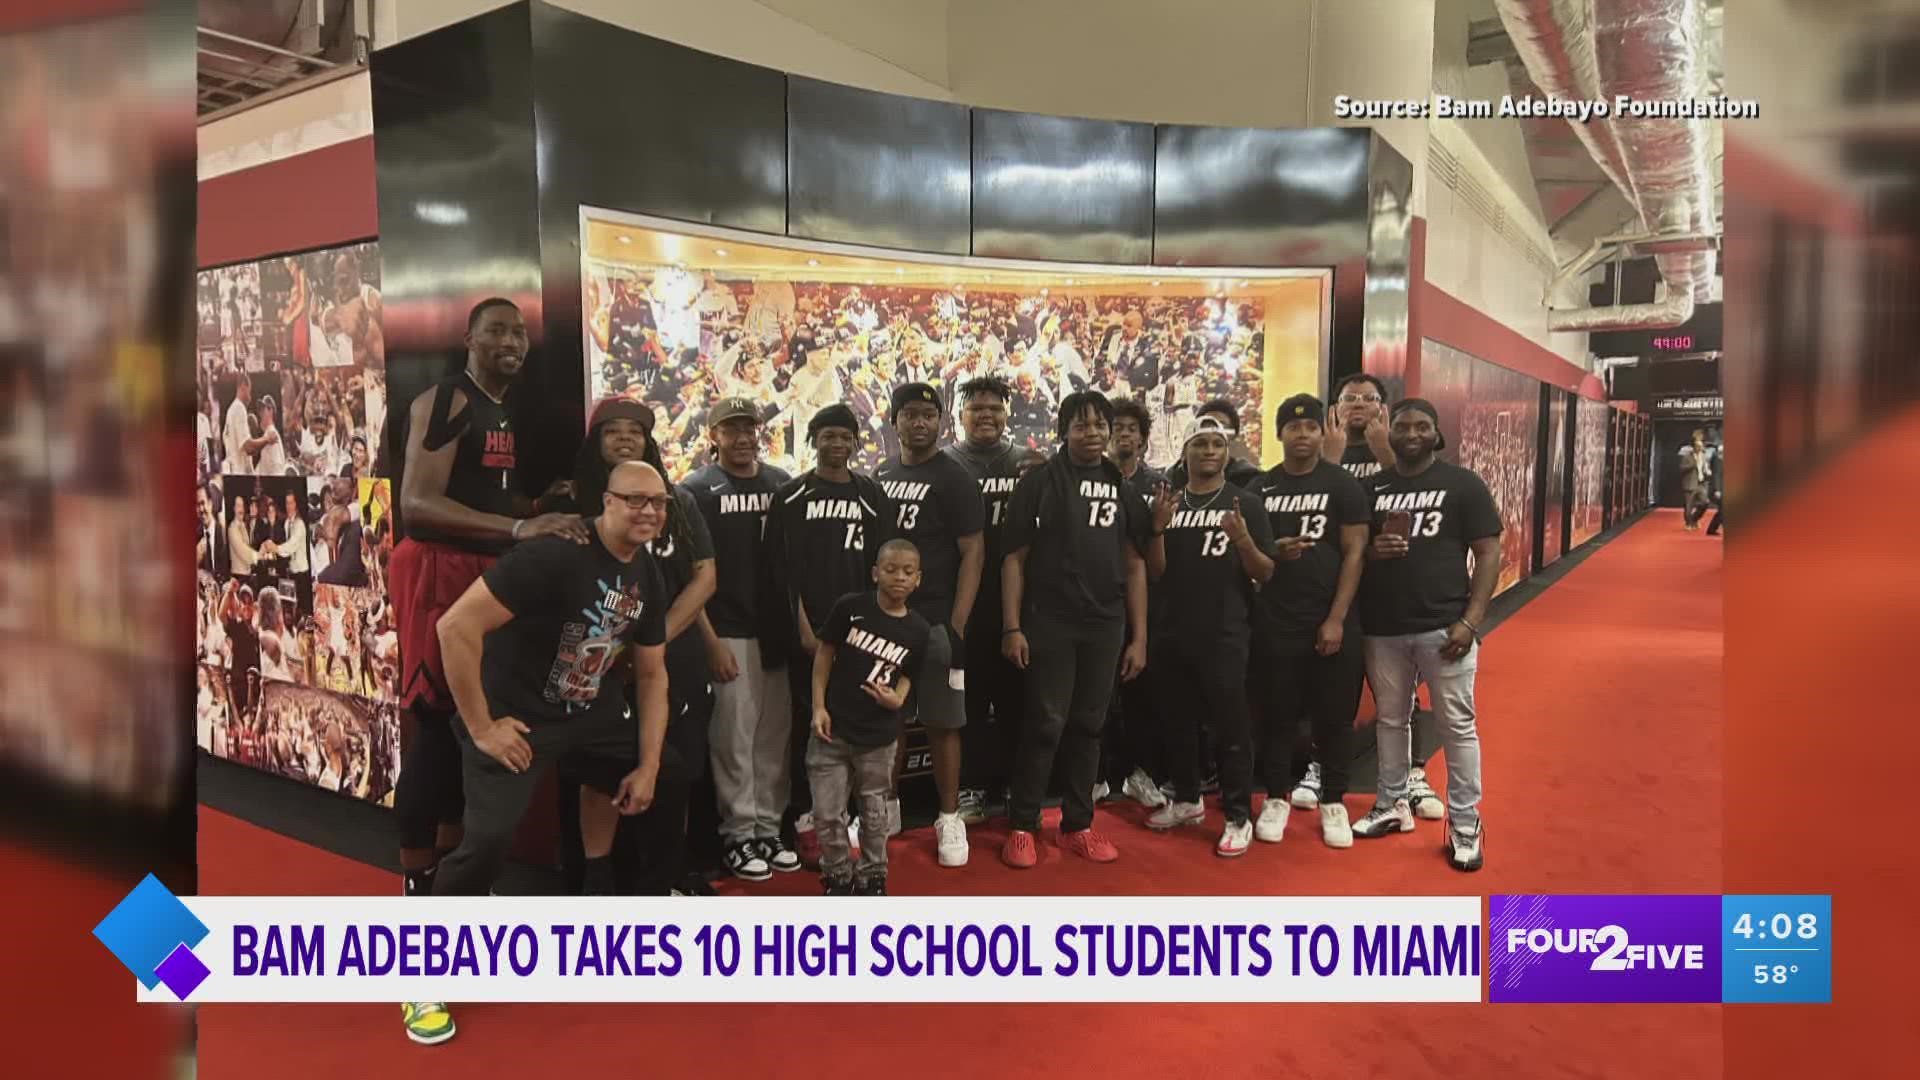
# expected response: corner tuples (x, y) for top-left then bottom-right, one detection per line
(153, 943), (210, 999)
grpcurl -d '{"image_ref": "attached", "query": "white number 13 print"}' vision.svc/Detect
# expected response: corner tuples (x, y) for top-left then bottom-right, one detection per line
(1201, 530), (1230, 557)
(1298, 513), (1328, 539)
(865, 659), (897, 686)
(1087, 500), (1117, 527)
(1410, 510), (1444, 537)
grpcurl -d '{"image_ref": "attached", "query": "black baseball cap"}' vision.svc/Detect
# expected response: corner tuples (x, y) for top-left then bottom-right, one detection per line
(708, 396), (761, 426)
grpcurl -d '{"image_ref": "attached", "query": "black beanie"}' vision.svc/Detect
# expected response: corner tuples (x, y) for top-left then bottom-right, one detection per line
(807, 403), (859, 441)
(1274, 393), (1325, 427)
(890, 381), (942, 421)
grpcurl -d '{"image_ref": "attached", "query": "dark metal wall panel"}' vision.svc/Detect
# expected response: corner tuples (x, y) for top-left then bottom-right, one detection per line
(525, 1), (788, 485)
(971, 108), (1153, 264)
(1152, 125), (1371, 267)
(369, 1), (544, 499)
(1360, 132), (1414, 387)
(787, 76), (970, 255)
(529, 2), (786, 237)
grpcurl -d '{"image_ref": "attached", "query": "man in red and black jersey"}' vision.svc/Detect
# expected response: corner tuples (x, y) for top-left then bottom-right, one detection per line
(388, 299), (589, 904)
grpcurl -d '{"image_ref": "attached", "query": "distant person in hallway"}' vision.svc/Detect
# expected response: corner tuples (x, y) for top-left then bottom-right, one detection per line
(1349, 399), (1500, 873)
(1679, 428), (1713, 530)
(1703, 431), (1724, 537)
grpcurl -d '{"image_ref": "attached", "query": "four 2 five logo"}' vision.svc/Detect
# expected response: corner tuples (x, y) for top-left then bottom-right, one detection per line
(1489, 895), (1720, 1002)
(93, 874), (212, 1000)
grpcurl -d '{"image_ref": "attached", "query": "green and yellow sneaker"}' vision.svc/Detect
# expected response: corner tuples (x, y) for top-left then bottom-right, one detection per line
(402, 1001), (456, 1045)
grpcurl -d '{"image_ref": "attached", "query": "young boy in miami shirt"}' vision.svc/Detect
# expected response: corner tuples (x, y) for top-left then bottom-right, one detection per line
(808, 539), (931, 896)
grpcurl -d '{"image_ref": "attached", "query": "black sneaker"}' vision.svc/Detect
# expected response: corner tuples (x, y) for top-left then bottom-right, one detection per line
(822, 875), (855, 897)
(854, 875), (888, 896)
(758, 837), (802, 874)
(723, 840), (772, 882)
(671, 873), (719, 897)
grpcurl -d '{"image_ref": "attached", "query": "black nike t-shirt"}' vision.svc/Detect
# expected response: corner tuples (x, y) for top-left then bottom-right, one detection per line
(1340, 441), (1385, 482)
(768, 472), (893, 636)
(1119, 461), (1166, 509)
(1359, 460), (1503, 636)
(1251, 460), (1371, 637)
(480, 528), (668, 724)
(942, 442), (1025, 633)
(685, 462), (790, 638)
(876, 453), (984, 627)
(820, 591), (930, 749)
(1004, 459), (1148, 622)
(1151, 481), (1274, 649)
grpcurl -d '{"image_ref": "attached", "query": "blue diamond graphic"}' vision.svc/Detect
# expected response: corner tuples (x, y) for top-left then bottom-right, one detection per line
(93, 874), (209, 990)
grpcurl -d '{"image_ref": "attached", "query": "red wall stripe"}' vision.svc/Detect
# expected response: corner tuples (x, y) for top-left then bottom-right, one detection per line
(197, 136), (379, 268)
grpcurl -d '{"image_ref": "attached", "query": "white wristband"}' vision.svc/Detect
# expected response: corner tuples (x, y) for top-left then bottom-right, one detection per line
(511, 518), (525, 540)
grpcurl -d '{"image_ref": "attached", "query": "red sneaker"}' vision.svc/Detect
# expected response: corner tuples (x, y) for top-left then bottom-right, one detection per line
(1001, 829), (1039, 868)
(796, 817), (822, 871)
(1058, 828), (1119, 863)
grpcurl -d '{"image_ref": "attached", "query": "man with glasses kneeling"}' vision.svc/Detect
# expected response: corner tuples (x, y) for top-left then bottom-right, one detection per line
(422, 462), (688, 1038)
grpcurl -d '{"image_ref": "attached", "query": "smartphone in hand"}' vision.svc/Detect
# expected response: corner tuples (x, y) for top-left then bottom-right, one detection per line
(1383, 509), (1413, 538)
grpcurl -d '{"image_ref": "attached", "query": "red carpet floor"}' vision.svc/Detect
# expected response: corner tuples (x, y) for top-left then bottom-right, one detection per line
(198, 511), (1723, 1078)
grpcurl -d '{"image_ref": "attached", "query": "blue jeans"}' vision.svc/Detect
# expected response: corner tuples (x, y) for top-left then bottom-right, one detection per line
(1363, 629), (1482, 829)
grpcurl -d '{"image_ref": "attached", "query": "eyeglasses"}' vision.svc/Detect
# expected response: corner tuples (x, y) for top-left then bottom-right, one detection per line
(607, 491), (672, 513)
(1338, 394), (1382, 404)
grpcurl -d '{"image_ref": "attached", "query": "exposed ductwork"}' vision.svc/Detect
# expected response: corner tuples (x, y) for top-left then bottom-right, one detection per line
(1494, 0), (1720, 332)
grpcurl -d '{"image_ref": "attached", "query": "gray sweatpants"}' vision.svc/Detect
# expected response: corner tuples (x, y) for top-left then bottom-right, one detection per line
(806, 735), (895, 884)
(708, 638), (791, 843)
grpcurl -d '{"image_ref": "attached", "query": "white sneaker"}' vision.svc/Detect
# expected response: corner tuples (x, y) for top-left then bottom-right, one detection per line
(1320, 803), (1353, 848)
(934, 811), (969, 867)
(1091, 780), (1111, 803)
(1447, 818), (1484, 872)
(1146, 800), (1206, 830)
(886, 797), (902, 838)
(1289, 762), (1322, 809)
(1408, 766), (1444, 820)
(846, 817), (862, 859)
(1216, 819), (1253, 857)
(1122, 768), (1169, 809)
(1351, 799), (1415, 839)
(1254, 799), (1289, 843)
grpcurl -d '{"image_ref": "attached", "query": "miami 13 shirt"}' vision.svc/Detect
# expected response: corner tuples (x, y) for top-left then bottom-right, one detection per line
(1359, 461), (1502, 636)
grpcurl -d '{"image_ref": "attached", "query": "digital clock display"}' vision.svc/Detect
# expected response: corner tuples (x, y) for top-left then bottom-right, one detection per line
(1652, 335), (1693, 351)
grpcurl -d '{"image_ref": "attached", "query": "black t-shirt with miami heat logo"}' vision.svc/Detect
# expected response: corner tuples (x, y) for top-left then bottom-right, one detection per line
(480, 527), (667, 725)
(1250, 460), (1371, 639)
(875, 452), (984, 628)
(1359, 460), (1503, 636)
(767, 472), (893, 637)
(820, 591), (930, 749)
(685, 462), (790, 638)
(1003, 458), (1149, 622)
(1151, 482), (1273, 650)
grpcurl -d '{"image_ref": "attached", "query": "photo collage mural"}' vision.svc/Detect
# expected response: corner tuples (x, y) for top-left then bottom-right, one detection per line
(583, 261), (1290, 478)
(193, 241), (399, 805)
(1419, 340), (1542, 596)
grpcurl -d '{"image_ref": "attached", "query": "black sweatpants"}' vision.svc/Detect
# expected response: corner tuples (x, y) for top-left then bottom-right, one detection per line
(785, 651), (815, 825)
(960, 619), (1025, 791)
(1101, 660), (1163, 789)
(1259, 634), (1364, 806)
(394, 705), (463, 851)
(1009, 611), (1126, 835)
(1154, 641), (1254, 824)
(435, 709), (690, 897)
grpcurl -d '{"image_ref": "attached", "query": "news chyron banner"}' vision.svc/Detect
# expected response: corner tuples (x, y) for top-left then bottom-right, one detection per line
(98, 884), (1481, 1003)
(1489, 894), (1832, 1004)
(94, 880), (1832, 1005)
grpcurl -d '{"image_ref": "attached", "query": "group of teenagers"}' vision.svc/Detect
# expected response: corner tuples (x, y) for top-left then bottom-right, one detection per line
(386, 299), (1502, 1046)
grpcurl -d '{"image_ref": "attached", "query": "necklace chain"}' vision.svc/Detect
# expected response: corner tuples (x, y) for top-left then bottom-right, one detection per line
(1182, 485), (1225, 511)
